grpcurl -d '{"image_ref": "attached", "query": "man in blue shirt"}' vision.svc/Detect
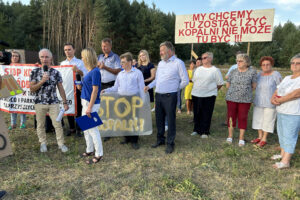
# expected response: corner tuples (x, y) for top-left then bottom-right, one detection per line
(98, 38), (121, 142)
(145, 41), (189, 154)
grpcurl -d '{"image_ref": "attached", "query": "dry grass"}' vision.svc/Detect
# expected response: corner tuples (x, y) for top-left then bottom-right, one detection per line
(1, 68), (300, 200)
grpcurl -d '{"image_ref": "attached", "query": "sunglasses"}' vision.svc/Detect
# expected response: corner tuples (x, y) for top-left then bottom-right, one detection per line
(201, 57), (208, 60)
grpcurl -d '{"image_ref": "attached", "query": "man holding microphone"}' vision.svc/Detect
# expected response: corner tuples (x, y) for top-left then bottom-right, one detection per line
(30, 48), (69, 153)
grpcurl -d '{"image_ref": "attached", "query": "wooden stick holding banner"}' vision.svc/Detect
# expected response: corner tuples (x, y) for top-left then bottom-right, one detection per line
(191, 49), (198, 60)
(190, 43), (194, 60)
(247, 42), (251, 55)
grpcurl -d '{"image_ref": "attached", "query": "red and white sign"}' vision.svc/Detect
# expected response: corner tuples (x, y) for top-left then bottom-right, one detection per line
(0, 64), (76, 115)
(175, 8), (275, 44)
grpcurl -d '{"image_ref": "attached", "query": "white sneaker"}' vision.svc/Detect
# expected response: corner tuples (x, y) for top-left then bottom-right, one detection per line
(226, 138), (233, 143)
(151, 108), (155, 112)
(59, 145), (68, 153)
(201, 134), (208, 139)
(191, 132), (198, 136)
(40, 143), (47, 153)
(165, 125), (168, 132)
(238, 140), (245, 147)
(271, 154), (282, 160)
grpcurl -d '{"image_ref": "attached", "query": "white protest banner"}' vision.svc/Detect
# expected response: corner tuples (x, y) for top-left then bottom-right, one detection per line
(0, 112), (13, 158)
(0, 64), (76, 115)
(98, 93), (152, 137)
(175, 8), (275, 44)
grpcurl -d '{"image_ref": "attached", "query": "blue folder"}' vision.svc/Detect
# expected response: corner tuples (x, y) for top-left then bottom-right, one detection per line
(75, 112), (103, 131)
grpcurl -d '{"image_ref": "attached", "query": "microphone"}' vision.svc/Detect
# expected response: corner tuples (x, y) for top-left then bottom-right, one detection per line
(76, 73), (81, 81)
(43, 65), (48, 72)
(42, 65), (49, 85)
(74, 73), (82, 86)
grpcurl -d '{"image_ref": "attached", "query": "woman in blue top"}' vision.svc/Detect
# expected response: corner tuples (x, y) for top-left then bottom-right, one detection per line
(251, 56), (281, 147)
(80, 48), (103, 164)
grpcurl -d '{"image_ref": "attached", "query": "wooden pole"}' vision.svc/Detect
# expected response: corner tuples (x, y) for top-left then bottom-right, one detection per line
(190, 43), (194, 61)
(247, 42), (250, 55)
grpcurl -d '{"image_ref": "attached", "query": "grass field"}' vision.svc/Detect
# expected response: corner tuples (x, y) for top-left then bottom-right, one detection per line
(0, 68), (300, 200)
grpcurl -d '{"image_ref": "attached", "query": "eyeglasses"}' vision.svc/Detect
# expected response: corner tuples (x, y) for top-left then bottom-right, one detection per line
(201, 57), (208, 60)
(290, 62), (300, 66)
(236, 60), (244, 63)
(121, 61), (129, 65)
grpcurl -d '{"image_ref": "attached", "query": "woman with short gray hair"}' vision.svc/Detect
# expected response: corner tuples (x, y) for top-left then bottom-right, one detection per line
(225, 53), (257, 146)
(270, 53), (300, 169)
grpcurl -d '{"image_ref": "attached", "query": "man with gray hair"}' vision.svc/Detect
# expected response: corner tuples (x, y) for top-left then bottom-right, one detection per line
(145, 41), (189, 154)
(30, 48), (69, 153)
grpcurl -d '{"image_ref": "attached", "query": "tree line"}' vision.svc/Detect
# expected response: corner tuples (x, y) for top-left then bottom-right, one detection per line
(0, 0), (299, 67)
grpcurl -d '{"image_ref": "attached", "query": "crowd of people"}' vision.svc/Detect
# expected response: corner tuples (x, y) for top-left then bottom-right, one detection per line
(1, 38), (300, 169)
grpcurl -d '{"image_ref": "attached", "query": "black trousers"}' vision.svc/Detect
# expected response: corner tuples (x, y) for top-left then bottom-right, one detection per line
(155, 92), (177, 145)
(67, 88), (82, 131)
(192, 95), (216, 135)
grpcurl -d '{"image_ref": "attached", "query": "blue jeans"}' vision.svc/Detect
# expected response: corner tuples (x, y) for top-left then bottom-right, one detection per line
(177, 90), (182, 110)
(10, 113), (26, 126)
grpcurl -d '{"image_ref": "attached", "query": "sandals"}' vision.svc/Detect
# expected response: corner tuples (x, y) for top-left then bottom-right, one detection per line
(271, 154), (282, 160)
(86, 156), (102, 164)
(273, 162), (290, 169)
(256, 141), (267, 147)
(81, 152), (94, 158)
(251, 138), (261, 144)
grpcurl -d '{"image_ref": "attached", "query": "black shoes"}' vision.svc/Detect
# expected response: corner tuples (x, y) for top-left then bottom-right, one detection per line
(66, 129), (75, 136)
(165, 144), (174, 154)
(0, 190), (7, 198)
(151, 141), (165, 148)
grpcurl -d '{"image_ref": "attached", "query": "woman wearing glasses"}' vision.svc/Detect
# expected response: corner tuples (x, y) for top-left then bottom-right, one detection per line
(251, 56), (281, 147)
(225, 53), (257, 146)
(271, 53), (300, 169)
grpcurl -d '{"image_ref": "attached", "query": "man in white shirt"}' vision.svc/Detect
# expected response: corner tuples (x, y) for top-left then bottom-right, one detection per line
(145, 41), (189, 154)
(98, 38), (121, 142)
(61, 43), (88, 137)
(102, 52), (145, 150)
